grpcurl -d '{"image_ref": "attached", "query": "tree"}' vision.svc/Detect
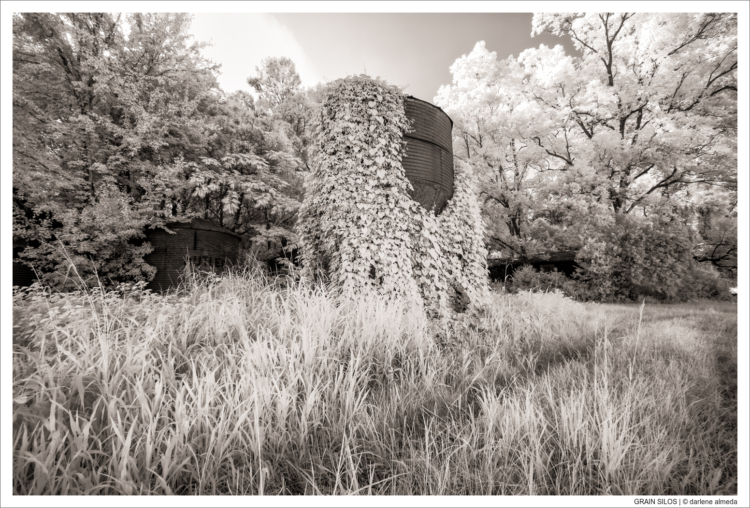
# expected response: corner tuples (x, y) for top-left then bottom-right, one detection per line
(436, 13), (737, 300)
(435, 41), (612, 259)
(529, 13), (737, 214)
(137, 66), (316, 269)
(13, 13), (320, 286)
(238, 61), (323, 262)
(140, 57), (316, 269)
(246, 57), (322, 170)
(692, 190), (737, 278)
(247, 56), (302, 110)
(12, 13), (220, 287)
(186, 93), (306, 233)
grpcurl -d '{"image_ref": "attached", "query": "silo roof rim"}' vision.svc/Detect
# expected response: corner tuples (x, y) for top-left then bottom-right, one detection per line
(404, 95), (453, 128)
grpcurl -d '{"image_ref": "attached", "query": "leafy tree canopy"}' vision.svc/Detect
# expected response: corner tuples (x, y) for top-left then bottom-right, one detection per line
(435, 12), (737, 298)
(13, 13), (317, 287)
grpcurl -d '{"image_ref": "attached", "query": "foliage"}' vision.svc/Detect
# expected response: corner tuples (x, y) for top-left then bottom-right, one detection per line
(296, 75), (489, 311)
(12, 272), (737, 494)
(247, 56), (303, 110)
(573, 209), (697, 302)
(507, 264), (568, 293)
(693, 194), (737, 279)
(414, 159), (490, 309)
(529, 12), (737, 212)
(13, 14), (316, 287)
(156, 62), (318, 266)
(506, 204), (734, 303)
(12, 13), (218, 287)
(679, 265), (735, 302)
(435, 13), (737, 299)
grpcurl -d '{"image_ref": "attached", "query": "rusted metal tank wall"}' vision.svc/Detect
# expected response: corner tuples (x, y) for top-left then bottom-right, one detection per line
(402, 96), (454, 215)
(144, 220), (240, 292)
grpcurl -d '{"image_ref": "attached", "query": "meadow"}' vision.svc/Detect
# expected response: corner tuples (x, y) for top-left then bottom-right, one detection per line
(12, 270), (737, 495)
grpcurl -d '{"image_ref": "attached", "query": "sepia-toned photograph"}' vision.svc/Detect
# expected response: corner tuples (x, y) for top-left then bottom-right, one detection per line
(3, 3), (746, 506)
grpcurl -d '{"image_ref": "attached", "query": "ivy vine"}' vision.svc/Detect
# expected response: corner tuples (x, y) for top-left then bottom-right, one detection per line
(296, 75), (489, 313)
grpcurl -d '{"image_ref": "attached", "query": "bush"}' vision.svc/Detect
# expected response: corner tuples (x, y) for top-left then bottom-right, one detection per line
(506, 265), (593, 301)
(572, 211), (712, 302)
(507, 265), (562, 293)
(505, 260), (735, 303)
(679, 265), (735, 301)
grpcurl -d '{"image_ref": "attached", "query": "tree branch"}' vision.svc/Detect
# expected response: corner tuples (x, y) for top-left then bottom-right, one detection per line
(532, 136), (574, 166)
(710, 85), (737, 97)
(668, 14), (719, 56)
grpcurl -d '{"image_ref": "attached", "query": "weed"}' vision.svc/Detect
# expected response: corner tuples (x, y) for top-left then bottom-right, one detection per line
(12, 272), (737, 495)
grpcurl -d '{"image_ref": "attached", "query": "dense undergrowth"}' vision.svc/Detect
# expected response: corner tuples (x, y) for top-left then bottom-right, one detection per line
(502, 264), (736, 303)
(12, 270), (737, 495)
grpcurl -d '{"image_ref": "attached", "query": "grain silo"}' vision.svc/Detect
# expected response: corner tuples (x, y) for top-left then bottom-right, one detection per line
(144, 218), (241, 292)
(402, 96), (454, 215)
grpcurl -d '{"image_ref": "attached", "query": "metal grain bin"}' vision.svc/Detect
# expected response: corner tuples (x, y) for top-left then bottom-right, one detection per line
(144, 218), (241, 292)
(402, 96), (454, 215)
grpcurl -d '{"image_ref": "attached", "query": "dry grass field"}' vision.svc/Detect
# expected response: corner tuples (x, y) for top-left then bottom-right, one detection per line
(12, 271), (737, 495)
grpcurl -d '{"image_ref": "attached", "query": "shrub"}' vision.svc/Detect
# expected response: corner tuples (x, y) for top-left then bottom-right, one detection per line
(573, 211), (702, 302)
(506, 260), (735, 303)
(507, 265), (563, 293)
(679, 265), (735, 301)
(506, 265), (593, 301)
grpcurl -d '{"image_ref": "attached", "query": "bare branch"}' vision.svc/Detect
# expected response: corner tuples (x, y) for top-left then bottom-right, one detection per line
(668, 14), (720, 56)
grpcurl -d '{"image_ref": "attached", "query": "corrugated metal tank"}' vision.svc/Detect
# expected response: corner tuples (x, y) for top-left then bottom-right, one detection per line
(144, 218), (241, 292)
(402, 96), (454, 215)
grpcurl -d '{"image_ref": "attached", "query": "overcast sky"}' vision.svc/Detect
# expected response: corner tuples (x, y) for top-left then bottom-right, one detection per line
(190, 13), (578, 102)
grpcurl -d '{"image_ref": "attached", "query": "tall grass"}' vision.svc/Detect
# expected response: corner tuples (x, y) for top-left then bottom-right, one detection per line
(12, 270), (737, 495)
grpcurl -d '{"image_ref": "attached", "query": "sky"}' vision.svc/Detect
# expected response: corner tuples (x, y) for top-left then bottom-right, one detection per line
(190, 13), (578, 102)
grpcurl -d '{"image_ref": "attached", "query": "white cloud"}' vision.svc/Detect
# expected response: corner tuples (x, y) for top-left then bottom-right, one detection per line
(190, 13), (323, 93)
